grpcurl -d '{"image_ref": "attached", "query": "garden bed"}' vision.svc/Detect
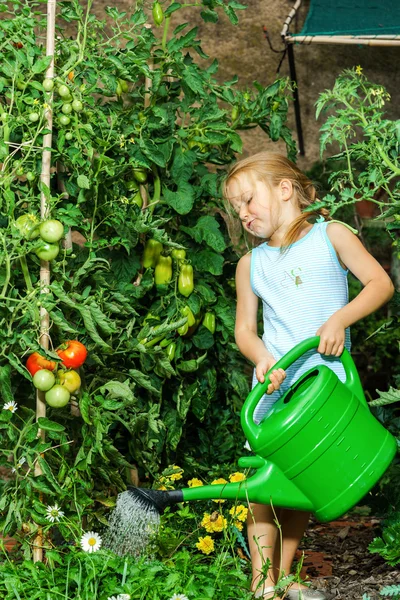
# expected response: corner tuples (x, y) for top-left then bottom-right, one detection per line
(298, 513), (399, 599)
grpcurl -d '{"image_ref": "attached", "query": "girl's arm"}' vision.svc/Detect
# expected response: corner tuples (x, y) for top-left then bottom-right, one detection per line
(317, 223), (395, 356)
(235, 253), (285, 391)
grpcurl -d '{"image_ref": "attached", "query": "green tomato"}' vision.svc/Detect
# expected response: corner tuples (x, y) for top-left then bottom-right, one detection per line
(116, 81), (122, 96)
(118, 79), (129, 93)
(57, 84), (70, 98)
(133, 168), (147, 183)
(61, 103), (72, 115)
(26, 171), (35, 182)
(33, 369), (56, 392)
(65, 132), (73, 141)
(15, 214), (40, 240)
(29, 112), (39, 123)
(35, 242), (60, 261)
(72, 99), (83, 112)
(45, 384), (70, 408)
(16, 167), (24, 176)
(0, 112), (8, 121)
(59, 115), (70, 126)
(43, 78), (54, 92)
(39, 219), (64, 243)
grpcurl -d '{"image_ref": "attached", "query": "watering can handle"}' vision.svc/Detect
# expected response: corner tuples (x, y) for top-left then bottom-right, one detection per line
(241, 336), (367, 441)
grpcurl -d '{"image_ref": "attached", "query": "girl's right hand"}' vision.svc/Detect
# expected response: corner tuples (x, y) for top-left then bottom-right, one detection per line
(255, 357), (286, 394)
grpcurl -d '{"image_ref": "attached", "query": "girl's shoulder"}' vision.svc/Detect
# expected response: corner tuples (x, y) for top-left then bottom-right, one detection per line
(324, 221), (358, 245)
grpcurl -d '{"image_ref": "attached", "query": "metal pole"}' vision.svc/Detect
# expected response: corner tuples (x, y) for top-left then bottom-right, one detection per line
(287, 43), (304, 156)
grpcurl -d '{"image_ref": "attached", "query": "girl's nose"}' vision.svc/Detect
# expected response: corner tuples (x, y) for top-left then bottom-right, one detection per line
(239, 202), (248, 222)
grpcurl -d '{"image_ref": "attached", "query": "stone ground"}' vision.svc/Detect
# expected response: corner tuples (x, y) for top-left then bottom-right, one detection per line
(295, 512), (399, 599)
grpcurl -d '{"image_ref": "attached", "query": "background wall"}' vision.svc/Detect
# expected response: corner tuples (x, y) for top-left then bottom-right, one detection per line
(91, 0), (400, 171)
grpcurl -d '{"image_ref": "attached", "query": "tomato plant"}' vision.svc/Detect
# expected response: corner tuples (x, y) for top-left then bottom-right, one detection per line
(15, 214), (40, 240)
(0, 0), (296, 556)
(35, 242), (60, 261)
(58, 369), (81, 393)
(39, 220), (64, 243)
(45, 384), (70, 407)
(56, 340), (87, 369)
(32, 369), (55, 391)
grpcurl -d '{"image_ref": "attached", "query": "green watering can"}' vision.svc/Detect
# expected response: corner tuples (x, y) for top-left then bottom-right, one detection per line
(130, 336), (397, 522)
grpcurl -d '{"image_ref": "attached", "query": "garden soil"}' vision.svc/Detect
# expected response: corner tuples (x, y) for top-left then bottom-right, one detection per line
(92, 0), (400, 172)
(295, 512), (400, 599)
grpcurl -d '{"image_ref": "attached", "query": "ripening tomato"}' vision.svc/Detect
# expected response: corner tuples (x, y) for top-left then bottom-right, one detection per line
(15, 214), (40, 240)
(35, 242), (60, 261)
(26, 352), (56, 376)
(58, 369), (81, 393)
(39, 219), (64, 243)
(33, 369), (56, 391)
(57, 340), (87, 369)
(59, 115), (70, 126)
(71, 99), (83, 112)
(57, 85), (70, 98)
(43, 78), (54, 92)
(61, 103), (72, 115)
(45, 385), (70, 408)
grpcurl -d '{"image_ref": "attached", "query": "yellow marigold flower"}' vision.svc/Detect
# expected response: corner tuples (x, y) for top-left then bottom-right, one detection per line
(229, 504), (248, 522)
(196, 535), (215, 555)
(201, 512), (227, 533)
(169, 471), (183, 481)
(188, 478), (203, 488)
(209, 512), (227, 532)
(212, 478), (228, 485)
(157, 485), (167, 491)
(229, 472), (246, 483)
(233, 520), (243, 531)
(355, 65), (363, 75)
(201, 513), (214, 533)
(211, 478), (228, 503)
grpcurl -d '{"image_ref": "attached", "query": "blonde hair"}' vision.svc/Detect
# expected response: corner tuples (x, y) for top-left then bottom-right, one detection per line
(222, 152), (330, 250)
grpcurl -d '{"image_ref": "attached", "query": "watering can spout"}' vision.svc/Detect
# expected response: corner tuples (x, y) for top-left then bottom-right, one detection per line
(128, 457), (313, 515)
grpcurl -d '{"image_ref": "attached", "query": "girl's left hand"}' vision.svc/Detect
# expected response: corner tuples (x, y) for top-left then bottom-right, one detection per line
(316, 315), (346, 356)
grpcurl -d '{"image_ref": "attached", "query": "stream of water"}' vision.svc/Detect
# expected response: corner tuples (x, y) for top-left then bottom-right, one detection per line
(104, 490), (160, 557)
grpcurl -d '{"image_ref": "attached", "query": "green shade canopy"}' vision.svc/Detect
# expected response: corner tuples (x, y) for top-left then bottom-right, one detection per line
(292, 1), (400, 37)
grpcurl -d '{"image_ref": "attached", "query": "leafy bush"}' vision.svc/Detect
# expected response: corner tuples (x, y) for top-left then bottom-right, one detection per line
(0, 0), (294, 556)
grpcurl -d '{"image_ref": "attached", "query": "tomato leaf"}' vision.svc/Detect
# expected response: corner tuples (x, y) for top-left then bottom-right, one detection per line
(77, 174), (90, 189)
(31, 55), (52, 73)
(37, 417), (66, 432)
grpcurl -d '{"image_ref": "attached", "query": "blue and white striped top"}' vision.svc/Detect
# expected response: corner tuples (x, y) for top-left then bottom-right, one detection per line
(250, 221), (351, 424)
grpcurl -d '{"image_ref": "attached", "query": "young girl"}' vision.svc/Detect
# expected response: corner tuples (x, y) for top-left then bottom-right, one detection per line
(223, 153), (394, 600)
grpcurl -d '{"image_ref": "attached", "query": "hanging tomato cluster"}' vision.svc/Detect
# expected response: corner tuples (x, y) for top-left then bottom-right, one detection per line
(26, 340), (87, 408)
(140, 239), (217, 363)
(142, 239), (194, 298)
(15, 215), (65, 261)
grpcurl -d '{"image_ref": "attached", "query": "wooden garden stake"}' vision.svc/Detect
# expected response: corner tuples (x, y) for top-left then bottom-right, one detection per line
(33, 0), (56, 564)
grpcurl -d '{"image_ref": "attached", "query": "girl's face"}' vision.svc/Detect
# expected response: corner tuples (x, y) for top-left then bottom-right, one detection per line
(226, 172), (284, 240)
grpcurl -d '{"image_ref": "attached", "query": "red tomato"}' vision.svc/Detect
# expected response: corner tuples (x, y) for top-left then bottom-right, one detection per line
(26, 352), (56, 376)
(57, 340), (87, 369)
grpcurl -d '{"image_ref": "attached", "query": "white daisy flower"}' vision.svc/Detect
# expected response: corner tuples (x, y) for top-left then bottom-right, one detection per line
(11, 456), (26, 473)
(45, 504), (65, 523)
(80, 531), (102, 553)
(108, 595), (131, 600)
(169, 595), (189, 600)
(3, 400), (17, 413)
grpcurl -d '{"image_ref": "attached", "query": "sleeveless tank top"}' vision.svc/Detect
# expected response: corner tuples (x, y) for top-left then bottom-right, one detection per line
(250, 221), (351, 424)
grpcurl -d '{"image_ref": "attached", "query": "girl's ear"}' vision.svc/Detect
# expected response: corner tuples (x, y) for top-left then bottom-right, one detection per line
(280, 179), (293, 201)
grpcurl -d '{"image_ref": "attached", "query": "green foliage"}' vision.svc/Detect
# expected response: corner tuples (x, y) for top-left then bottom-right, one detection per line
(315, 67), (400, 234)
(0, 0), (295, 555)
(0, 547), (253, 600)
